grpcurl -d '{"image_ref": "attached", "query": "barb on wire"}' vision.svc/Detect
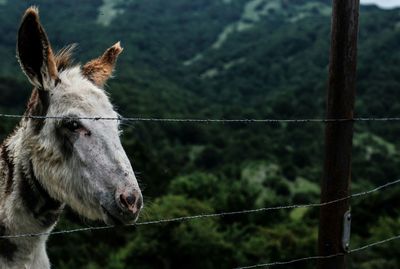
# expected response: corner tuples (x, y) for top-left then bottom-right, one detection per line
(234, 234), (400, 269)
(1, 178), (399, 239)
(2, 113), (400, 123)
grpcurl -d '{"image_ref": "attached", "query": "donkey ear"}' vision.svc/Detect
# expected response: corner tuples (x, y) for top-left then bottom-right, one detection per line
(17, 7), (58, 90)
(82, 42), (123, 87)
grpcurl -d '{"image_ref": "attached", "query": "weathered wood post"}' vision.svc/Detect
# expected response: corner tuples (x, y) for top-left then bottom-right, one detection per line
(318, 1), (360, 269)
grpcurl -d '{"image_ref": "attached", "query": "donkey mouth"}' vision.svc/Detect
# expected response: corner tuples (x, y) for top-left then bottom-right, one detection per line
(101, 205), (124, 225)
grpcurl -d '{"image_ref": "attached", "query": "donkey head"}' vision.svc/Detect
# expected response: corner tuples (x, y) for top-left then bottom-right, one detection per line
(17, 7), (143, 225)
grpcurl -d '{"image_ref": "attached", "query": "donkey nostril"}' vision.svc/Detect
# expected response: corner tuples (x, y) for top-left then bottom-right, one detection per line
(120, 193), (136, 209)
(125, 194), (136, 206)
(119, 194), (129, 209)
(119, 192), (143, 216)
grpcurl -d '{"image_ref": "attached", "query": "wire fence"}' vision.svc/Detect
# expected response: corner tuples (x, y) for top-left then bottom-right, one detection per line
(1, 112), (400, 268)
(1, 178), (399, 240)
(1, 177), (399, 268)
(3, 113), (400, 123)
(235, 234), (400, 269)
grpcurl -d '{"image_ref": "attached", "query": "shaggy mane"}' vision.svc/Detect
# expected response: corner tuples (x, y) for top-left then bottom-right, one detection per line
(55, 44), (77, 71)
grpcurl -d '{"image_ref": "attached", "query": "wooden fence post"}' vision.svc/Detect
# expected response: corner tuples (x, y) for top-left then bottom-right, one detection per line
(318, 1), (360, 269)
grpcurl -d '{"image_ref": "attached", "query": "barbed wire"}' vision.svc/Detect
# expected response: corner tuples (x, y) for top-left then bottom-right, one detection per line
(1, 178), (399, 239)
(350, 234), (400, 253)
(234, 253), (345, 269)
(2, 113), (400, 123)
(234, 234), (400, 269)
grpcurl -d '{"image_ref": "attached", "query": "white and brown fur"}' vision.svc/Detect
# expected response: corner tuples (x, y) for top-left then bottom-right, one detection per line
(0, 7), (143, 269)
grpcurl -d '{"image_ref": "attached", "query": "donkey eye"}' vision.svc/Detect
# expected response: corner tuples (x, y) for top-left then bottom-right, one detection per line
(64, 120), (81, 132)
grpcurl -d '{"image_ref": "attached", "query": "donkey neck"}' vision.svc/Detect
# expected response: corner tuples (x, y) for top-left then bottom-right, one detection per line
(18, 158), (63, 226)
(0, 125), (63, 266)
(1, 125), (64, 227)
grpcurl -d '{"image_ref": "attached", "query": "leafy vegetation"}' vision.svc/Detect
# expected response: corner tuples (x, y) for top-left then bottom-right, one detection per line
(1, 0), (400, 268)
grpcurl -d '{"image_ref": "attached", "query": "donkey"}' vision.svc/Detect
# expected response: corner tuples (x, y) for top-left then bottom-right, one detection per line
(0, 7), (143, 269)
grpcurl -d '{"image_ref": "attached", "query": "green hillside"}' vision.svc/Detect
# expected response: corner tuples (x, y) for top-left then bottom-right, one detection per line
(1, 1), (400, 268)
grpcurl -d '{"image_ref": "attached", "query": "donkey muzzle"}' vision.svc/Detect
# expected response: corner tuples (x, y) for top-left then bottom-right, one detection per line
(100, 188), (143, 225)
(117, 189), (143, 216)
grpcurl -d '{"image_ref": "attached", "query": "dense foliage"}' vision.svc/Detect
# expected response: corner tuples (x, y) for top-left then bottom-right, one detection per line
(0, 0), (400, 268)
